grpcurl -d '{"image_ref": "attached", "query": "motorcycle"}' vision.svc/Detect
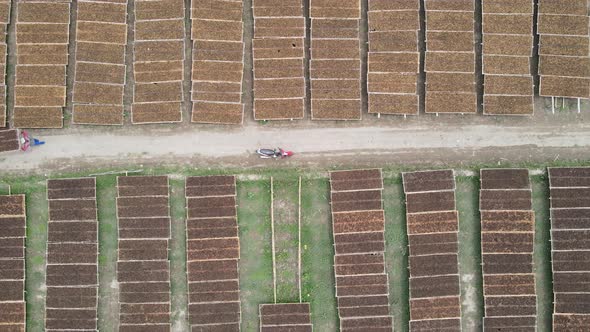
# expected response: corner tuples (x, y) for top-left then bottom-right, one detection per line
(256, 148), (294, 159)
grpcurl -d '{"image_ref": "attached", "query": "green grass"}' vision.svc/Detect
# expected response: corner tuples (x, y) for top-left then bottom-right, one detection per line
(237, 180), (273, 332)
(456, 176), (484, 332)
(383, 176), (409, 331)
(272, 177), (300, 303)
(20, 182), (48, 332)
(96, 175), (118, 332)
(300, 178), (338, 331)
(532, 175), (553, 332)
(169, 179), (189, 331)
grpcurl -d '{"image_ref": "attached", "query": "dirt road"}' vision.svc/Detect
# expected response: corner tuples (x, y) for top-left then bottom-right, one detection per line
(2, 122), (589, 174)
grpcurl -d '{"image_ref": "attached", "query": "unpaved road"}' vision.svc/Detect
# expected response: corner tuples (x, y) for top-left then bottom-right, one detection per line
(2, 122), (589, 174)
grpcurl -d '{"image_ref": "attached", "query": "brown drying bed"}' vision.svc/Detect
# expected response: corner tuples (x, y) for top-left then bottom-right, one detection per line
(0, 195), (25, 217)
(331, 169), (382, 188)
(483, 14), (533, 35)
(310, 0), (360, 19)
(485, 295), (537, 317)
(538, 14), (589, 36)
(189, 302), (240, 325)
(311, 18), (359, 40)
(46, 286), (97, 308)
(47, 178), (95, 197)
(410, 275), (460, 298)
(410, 318), (461, 331)
(47, 243), (98, 264)
(406, 191), (456, 214)
(427, 11), (474, 32)
(483, 34), (533, 56)
(186, 217), (237, 232)
(480, 189), (532, 211)
(340, 316), (393, 330)
(335, 262), (385, 276)
(368, 52), (419, 74)
(0, 217), (26, 238)
(118, 239), (169, 261)
(119, 217), (171, 239)
(0, 238), (24, 259)
(481, 232), (534, 254)
(187, 205), (237, 219)
(424, 0), (474, 11)
(119, 303), (170, 325)
(481, 211), (535, 232)
(426, 31), (474, 52)
(539, 35), (589, 57)
(410, 295), (461, 320)
(72, 105), (124, 126)
(427, 72), (475, 93)
(550, 229), (590, 251)
(0, 260), (25, 280)
(553, 314), (590, 331)
(332, 198), (382, 213)
(191, 102), (243, 125)
(49, 201), (97, 222)
(483, 55), (531, 75)
(117, 204), (169, 220)
(73, 82), (123, 105)
(540, 76), (590, 99)
(555, 293), (590, 314)
(45, 265), (97, 287)
(0, 280), (24, 301)
(480, 169), (530, 190)
(482, 0), (533, 14)
(254, 99), (305, 120)
(339, 304), (390, 319)
(402, 170), (455, 193)
(550, 188), (590, 209)
(118, 261), (170, 283)
(484, 75), (533, 96)
(259, 303), (311, 329)
(45, 308), (97, 330)
(408, 232), (458, 256)
(552, 251), (590, 272)
(426, 91), (477, 114)
(484, 317), (536, 330)
(551, 208), (590, 230)
(482, 253), (533, 274)
(188, 196), (236, 210)
(553, 271), (590, 293)
(189, 289), (239, 304)
(425, 51), (475, 73)
(368, 0), (419, 11)
(47, 221), (97, 243)
(336, 277), (388, 298)
(409, 253), (459, 277)
(549, 167), (590, 188)
(311, 99), (362, 121)
(368, 93), (419, 115)
(332, 211), (385, 234)
(338, 295), (389, 309)
(539, 55), (590, 78)
(120, 282), (170, 304)
(406, 211), (459, 235)
(369, 31), (417, 53)
(77, 1), (127, 24)
(0, 130), (19, 153)
(368, 73), (419, 94)
(187, 263), (239, 283)
(483, 274), (536, 296)
(190, 280), (239, 295)
(484, 95), (534, 115)
(369, 10), (419, 32)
